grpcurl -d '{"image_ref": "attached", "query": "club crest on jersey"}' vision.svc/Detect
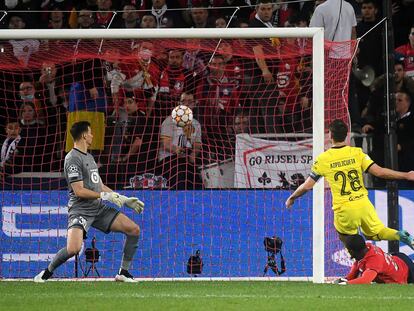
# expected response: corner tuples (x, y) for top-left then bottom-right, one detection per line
(90, 169), (100, 184)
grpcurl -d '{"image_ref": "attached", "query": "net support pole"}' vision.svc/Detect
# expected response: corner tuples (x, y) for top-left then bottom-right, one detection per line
(312, 28), (325, 284)
(382, 0), (399, 254)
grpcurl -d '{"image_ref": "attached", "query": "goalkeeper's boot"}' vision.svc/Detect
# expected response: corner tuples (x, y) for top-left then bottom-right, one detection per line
(34, 269), (53, 283)
(397, 230), (414, 250)
(115, 269), (138, 283)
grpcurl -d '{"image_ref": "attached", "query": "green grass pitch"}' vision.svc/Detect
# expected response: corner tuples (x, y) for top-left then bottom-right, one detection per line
(1, 281), (413, 311)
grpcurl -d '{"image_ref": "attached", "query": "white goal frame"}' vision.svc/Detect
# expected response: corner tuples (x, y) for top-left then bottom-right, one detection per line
(0, 27), (325, 283)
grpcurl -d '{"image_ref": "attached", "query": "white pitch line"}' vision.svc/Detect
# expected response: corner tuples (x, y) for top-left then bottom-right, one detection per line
(0, 277), (312, 282)
(1, 293), (414, 300)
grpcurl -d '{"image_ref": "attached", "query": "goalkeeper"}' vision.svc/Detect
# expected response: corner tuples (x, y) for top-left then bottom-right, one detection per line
(34, 121), (144, 283)
(286, 119), (414, 249)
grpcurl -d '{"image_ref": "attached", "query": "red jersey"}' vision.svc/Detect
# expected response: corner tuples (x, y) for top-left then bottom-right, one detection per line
(347, 243), (409, 284)
(395, 43), (414, 78)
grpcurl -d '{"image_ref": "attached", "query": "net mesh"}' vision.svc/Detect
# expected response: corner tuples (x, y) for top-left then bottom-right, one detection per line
(0, 36), (355, 279)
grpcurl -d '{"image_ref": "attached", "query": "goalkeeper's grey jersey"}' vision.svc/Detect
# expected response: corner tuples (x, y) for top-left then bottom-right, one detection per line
(64, 148), (103, 216)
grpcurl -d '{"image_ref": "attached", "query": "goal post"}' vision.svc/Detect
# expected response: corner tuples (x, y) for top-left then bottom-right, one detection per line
(0, 27), (331, 282)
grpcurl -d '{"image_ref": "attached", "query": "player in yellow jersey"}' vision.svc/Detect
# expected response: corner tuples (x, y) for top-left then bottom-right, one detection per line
(286, 119), (414, 249)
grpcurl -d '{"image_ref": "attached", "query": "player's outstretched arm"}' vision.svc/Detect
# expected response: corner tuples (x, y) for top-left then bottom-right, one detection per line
(100, 182), (144, 213)
(71, 181), (126, 207)
(285, 176), (316, 209)
(368, 164), (414, 181)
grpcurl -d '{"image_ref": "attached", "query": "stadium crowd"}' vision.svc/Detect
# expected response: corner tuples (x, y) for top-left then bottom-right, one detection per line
(0, 0), (414, 190)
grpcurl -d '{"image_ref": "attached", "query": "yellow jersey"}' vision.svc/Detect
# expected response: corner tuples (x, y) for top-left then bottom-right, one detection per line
(310, 145), (374, 207)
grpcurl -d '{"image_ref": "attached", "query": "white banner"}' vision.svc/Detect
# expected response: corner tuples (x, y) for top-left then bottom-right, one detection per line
(234, 134), (313, 188)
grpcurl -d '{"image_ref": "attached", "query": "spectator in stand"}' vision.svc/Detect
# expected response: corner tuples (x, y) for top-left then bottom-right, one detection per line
(362, 61), (414, 186)
(157, 93), (203, 190)
(38, 62), (66, 126)
(218, 40), (247, 88)
(19, 102), (44, 132)
(40, 1), (74, 20)
(196, 54), (240, 137)
(0, 121), (25, 176)
(157, 49), (196, 123)
(391, 0), (414, 48)
(395, 91), (414, 189)
(249, 0), (280, 133)
(214, 16), (228, 28)
(37, 61), (67, 170)
(19, 81), (45, 124)
(310, 0), (359, 130)
(232, 18), (249, 56)
(47, 9), (67, 29)
(77, 9), (95, 29)
(140, 14), (157, 28)
(233, 108), (251, 135)
(7, 13), (40, 67)
(276, 37), (313, 133)
(120, 41), (161, 117)
(183, 38), (211, 79)
(95, 0), (115, 28)
(395, 23), (414, 79)
(105, 90), (152, 187)
(357, 0), (383, 76)
(150, 0), (183, 28)
(367, 60), (414, 106)
(115, 4), (140, 28)
(310, 0), (357, 42)
(2, 0), (39, 28)
(271, 0), (299, 27)
(334, 234), (414, 285)
(234, 17), (249, 28)
(18, 102), (47, 172)
(190, 3), (213, 28)
(217, 40), (252, 113)
(356, 0), (383, 115)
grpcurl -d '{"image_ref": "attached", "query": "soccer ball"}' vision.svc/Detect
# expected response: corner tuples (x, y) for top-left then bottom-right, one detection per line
(171, 105), (193, 128)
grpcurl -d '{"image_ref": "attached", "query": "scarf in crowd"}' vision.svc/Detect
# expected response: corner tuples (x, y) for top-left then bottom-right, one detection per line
(152, 4), (168, 28)
(0, 135), (21, 168)
(159, 68), (186, 96)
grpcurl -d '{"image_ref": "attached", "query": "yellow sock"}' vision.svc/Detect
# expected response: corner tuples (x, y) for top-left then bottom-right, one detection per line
(376, 227), (399, 241)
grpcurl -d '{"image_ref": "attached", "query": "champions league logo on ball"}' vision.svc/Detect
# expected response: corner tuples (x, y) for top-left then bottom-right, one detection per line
(129, 173), (167, 189)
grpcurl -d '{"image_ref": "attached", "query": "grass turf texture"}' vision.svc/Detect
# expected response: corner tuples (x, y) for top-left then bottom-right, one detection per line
(1, 281), (413, 311)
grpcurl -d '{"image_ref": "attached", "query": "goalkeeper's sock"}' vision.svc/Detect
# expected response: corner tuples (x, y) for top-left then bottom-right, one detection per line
(48, 247), (72, 273)
(376, 227), (399, 241)
(120, 235), (139, 271)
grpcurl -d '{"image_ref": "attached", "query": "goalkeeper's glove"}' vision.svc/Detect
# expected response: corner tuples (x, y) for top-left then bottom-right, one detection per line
(100, 192), (127, 207)
(124, 197), (145, 214)
(332, 277), (348, 285)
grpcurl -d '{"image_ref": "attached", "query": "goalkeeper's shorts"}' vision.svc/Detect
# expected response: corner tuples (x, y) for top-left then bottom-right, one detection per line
(333, 198), (385, 236)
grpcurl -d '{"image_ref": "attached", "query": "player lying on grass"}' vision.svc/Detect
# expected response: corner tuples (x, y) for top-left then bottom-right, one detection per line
(334, 234), (414, 284)
(34, 121), (144, 283)
(286, 119), (414, 249)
